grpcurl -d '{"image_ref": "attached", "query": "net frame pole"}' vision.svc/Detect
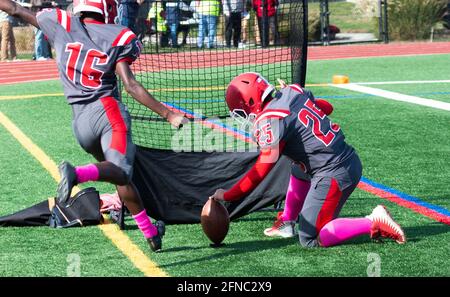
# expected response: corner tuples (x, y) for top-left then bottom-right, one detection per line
(262, 0), (269, 48)
(383, 0), (389, 43)
(320, 0), (330, 46)
(291, 0), (308, 87)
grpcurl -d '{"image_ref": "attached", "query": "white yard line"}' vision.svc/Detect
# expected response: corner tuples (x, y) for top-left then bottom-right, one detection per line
(331, 83), (450, 111)
(355, 80), (450, 85)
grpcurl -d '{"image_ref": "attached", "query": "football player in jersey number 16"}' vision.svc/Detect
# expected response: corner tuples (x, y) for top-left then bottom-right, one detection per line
(210, 73), (406, 248)
(0, 0), (189, 252)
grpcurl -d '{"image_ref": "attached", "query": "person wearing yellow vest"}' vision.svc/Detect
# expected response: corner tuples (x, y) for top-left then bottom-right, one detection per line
(148, 1), (169, 47)
(191, 0), (220, 48)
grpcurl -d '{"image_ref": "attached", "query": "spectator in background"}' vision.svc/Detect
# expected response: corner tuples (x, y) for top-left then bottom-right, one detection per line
(252, 0), (278, 46)
(106, 0), (119, 24)
(252, 7), (260, 44)
(34, 28), (51, 60)
(165, 0), (191, 48)
(177, 0), (192, 46)
(223, 0), (245, 48)
(136, 0), (151, 40)
(118, 0), (141, 32)
(191, 0), (220, 49)
(34, 4), (53, 61)
(0, 8), (16, 61)
(240, 1), (251, 48)
(148, 0), (169, 47)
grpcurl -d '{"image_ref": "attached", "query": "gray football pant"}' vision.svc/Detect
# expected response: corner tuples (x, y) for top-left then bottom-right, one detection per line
(71, 97), (136, 182)
(297, 154), (363, 247)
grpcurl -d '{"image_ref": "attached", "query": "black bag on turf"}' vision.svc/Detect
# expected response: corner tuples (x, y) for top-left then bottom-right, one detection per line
(0, 200), (51, 227)
(49, 187), (102, 228)
(0, 187), (102, 228)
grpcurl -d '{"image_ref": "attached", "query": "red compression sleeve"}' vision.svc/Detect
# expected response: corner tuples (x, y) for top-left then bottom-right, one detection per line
(223, 142), (286, 201)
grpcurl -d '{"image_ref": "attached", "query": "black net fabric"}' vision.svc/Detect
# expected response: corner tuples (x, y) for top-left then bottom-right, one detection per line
(122, 0), (308, 150)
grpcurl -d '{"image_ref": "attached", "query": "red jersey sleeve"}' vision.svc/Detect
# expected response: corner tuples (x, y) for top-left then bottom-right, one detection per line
(113, 28), (142, 65)
(223, 142), (286, 201)
(36, 8), (70, 44)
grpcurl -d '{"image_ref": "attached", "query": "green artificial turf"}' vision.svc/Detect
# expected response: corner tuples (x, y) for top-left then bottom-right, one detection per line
(0, 54), (448, 276)
(0, 126), (141, 276)
(306, 54), (450, 85)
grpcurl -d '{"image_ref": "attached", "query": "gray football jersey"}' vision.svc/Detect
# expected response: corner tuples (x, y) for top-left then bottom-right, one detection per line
(253, 84), (355, 175)
(36, 9), (142, 104)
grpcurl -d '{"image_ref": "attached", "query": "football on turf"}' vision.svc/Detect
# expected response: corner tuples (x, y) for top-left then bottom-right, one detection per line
(201, 198), (230, 245)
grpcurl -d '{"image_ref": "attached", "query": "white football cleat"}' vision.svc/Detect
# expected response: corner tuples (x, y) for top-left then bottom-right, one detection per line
(366, 205), (406, 244)
(264, 212), (296, 238)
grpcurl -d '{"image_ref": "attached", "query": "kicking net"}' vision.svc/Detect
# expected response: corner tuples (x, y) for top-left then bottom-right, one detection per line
(122, 0), (308, 151)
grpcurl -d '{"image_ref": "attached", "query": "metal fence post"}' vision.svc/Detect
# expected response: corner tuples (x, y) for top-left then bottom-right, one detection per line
(262, 0), (269, 47)
(320, 0), (330, 46)
(383, 0), (389, 43)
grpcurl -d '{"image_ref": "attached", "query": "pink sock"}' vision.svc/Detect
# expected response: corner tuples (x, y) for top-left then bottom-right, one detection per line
(132, 210), (157, 239)
(75, 164), (99, 184)
(281, 175), (311, 222)
(319, 218), (372, 247)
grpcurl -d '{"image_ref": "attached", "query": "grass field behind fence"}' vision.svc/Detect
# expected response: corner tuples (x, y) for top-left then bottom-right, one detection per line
(0, 54), (449, 276)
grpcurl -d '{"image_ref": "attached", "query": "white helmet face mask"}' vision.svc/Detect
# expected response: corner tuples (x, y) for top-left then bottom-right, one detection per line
(230, 109), (257, 130)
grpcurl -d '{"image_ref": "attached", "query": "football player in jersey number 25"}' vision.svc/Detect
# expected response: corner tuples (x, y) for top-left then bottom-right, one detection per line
(210, 73), (406, 248)
(0, 0), (189, 252)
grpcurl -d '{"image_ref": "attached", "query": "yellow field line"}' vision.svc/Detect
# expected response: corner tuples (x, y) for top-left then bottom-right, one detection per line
(0, 84), (330, 101)
(148, 86), (227, 92)
(305, 83), (331, 87)
(0, 111), (167, 277)
(99, 217), (167, 277)
(0, 93), (63, 101)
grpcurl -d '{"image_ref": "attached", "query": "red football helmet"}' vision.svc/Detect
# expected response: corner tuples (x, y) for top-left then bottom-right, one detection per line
(225, 72), (275, 125)
(73, 0), (115, 23)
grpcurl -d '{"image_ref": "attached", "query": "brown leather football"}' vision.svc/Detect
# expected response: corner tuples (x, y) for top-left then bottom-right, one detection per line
(201, 198), (230, 245)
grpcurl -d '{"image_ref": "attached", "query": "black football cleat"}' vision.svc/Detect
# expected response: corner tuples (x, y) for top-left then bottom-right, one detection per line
(147, 221), (165, 252)
(57, 161), (78, 206)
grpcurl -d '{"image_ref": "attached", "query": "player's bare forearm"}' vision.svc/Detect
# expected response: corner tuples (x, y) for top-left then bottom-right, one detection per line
(211, 144), (285, 202)
(116, 62), (170, 117)
(116, 62), (188, 128)
(127, 79), (170, 118)
(0, 0), (39, 28)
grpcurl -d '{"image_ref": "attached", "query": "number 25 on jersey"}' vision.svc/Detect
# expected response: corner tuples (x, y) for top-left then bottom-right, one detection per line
(298, 99), (340, 146)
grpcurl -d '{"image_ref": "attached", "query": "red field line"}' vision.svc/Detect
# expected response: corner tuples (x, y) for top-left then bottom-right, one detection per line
(1, 42), (449, 85)
(308, 42), (450, 60)
(358, 181), (450, 225)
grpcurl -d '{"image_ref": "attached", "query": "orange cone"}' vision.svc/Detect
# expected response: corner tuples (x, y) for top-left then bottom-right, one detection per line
(332, 75), (349, 84)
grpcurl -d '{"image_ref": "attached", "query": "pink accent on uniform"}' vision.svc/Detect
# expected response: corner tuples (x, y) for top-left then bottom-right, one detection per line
(281, 175), (311, 222)
(75, 164), (99, 184)
(318, 218), (372, 247)
(99, 192), (122, 213)
(132, 210), (158, 238)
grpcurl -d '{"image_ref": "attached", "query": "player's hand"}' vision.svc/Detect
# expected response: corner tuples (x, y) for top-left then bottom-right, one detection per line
(277, 78), (287, 88)
(209, 189), (226, 201)
(167, 111), (189, 128)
